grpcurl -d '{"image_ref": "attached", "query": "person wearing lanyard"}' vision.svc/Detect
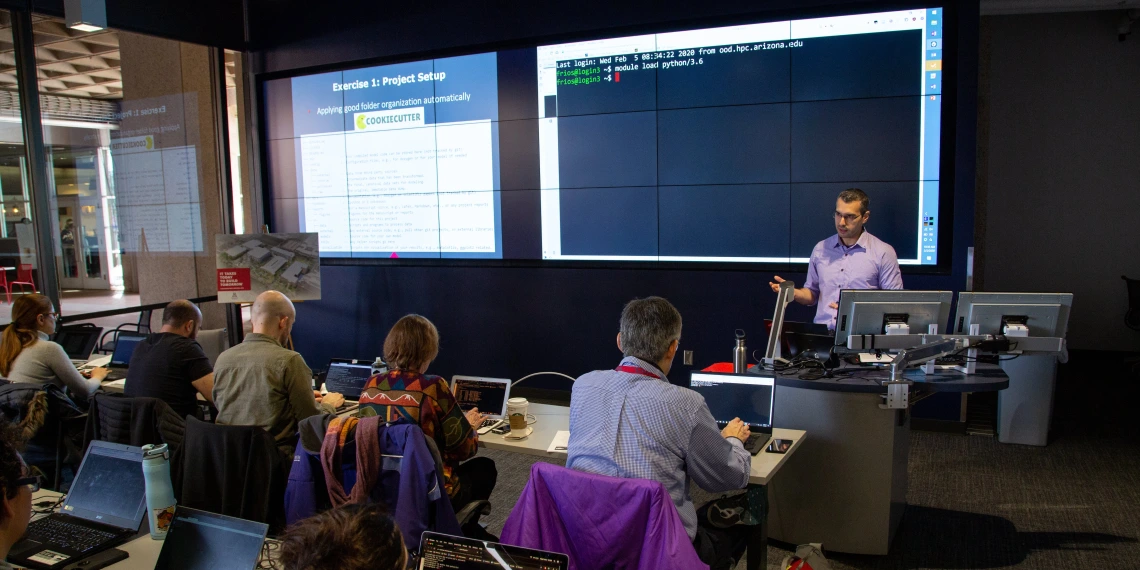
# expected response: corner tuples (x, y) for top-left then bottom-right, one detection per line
(769, 188), (904, 330)
(567, 297), (753, 570)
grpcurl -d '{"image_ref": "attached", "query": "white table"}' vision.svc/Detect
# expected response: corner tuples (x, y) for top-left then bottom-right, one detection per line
(477, 402), (807, 570)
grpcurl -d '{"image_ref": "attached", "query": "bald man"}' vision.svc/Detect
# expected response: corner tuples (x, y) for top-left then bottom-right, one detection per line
(213, 291), (344, 456)
(125, 299), (215, 418)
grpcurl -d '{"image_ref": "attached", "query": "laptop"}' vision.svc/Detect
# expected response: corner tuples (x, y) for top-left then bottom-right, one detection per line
(418, 531), (568, 570)
(322, 359), (375, 401)
(52, 326), (103, 364)
(689, 371), (776, 455)
(451, 376), (511, 432)
(153, 507), (268, 570)
(9, 441), (147, 569)
(103, 333), (147, 381)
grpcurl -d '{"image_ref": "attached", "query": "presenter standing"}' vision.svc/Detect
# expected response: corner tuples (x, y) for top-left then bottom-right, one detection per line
(770, 188), (903, 330)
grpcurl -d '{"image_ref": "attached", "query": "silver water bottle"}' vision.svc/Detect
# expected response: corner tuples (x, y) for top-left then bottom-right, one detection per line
(733, 329), (747, 373)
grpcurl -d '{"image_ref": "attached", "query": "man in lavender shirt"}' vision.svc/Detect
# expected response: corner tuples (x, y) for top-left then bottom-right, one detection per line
(770, 188), (904, 330)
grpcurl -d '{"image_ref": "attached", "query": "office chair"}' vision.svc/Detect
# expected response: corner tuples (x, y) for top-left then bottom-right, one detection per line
(96, 309), (154, 354)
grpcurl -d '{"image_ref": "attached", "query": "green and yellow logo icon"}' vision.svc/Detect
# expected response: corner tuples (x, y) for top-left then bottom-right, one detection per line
(145, 135), (154, 150)
(355, 114), (367, 130)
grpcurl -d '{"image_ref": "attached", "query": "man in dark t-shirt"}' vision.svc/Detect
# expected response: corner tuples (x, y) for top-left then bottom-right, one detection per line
(124, 300), (214, 418)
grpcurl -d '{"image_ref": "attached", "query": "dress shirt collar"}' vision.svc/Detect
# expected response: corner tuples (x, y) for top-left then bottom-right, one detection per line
(244, 332), (283, 347)
(617, 355), (669, 383)
(831, 230), (871, 251)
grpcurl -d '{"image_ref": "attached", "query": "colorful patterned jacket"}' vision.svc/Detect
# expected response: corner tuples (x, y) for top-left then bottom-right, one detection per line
(359, 369), (478, 498)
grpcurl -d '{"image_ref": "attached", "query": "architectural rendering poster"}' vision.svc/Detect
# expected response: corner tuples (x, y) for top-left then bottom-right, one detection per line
(216, 233), (320, 303)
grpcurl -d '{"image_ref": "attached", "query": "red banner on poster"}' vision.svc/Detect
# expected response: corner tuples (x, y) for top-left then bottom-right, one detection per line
(217, 268), (251, 292)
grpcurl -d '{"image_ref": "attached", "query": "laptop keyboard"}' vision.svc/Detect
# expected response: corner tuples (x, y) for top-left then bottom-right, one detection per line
(744, 433), (772, 455)
(26, 517), (116, 553)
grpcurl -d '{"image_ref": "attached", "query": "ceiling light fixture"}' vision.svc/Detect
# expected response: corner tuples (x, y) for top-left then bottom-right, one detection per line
(64, 0), (107, 32)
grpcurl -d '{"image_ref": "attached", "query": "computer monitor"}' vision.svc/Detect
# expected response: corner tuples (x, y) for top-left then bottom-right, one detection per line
(834, 290), (953, 347)
(688, 372), (775, 434)
(953, 292), (1073, 338)
(418, 531), (568, 570)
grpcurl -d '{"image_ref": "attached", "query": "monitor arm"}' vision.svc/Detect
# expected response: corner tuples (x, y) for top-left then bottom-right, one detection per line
(888, 338), (959, 382)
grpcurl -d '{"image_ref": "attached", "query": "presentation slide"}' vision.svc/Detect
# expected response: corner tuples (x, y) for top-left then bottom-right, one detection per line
(264, 53), (502, 258)
(262, 7), (948, 266)
(537, 8), (943, 264)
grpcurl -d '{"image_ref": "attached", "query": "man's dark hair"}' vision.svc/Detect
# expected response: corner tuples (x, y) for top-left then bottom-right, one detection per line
(0, 420), (26, 522)
(619, 297), (682, 364)
(279, 504), (404, 570)
(162, 300), (200, 327)
(837, 188), (870, 214)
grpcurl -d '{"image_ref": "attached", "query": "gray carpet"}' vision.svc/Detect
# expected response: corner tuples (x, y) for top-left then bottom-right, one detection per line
(476, 430), (1140, 569)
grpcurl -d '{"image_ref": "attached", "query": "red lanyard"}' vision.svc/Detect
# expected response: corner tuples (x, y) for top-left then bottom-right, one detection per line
(615, 364), (661, 380)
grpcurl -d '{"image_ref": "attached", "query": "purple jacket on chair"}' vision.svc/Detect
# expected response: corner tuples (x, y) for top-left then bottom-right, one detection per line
(501, 462), (708, 570)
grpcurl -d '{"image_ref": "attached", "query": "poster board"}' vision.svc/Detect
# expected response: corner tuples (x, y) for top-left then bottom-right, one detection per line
(216, 233), (320, 303)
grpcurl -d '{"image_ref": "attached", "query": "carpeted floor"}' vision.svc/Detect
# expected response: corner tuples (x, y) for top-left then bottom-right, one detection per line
(476, 352), (1140, 569)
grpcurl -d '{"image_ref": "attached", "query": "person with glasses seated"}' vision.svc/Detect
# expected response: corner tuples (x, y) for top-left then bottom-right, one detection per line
(0, 294), (106, 398)
(769, 188), (904, 330)
(0, 421), (37, 570)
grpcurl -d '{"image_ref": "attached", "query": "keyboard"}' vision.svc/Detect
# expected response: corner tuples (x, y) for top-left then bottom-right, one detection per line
(744, 433), (772, 455)
(26, 517), (116, 553)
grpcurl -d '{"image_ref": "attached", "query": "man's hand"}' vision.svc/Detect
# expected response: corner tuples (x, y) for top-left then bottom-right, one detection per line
(721, 418), (751, 442)
(768, 275), (787, 294)
(464, 407), (488, 428)
(829, 302), (839, 310)
(321, 392), (345, 408)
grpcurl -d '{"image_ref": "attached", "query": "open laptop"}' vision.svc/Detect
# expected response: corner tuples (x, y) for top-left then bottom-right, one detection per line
(52, 326), (103, 364)
(418, 531), (568, 570)
(451, 376), (511, 433)
(8, 441), (147, 569)
(689, 371), (776, 455)
(323, 360), (374, 401)
(153, 507), (268, 570)
(102, 333), (147, 381)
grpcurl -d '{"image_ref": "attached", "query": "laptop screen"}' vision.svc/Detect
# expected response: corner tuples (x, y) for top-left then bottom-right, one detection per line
(63, 442), (147, 530)
(451, 377), (510, 418)
(54, 328), (101, 360)
(153, 507), (268, 570)
(689, 372), (775, 430)
(110, 334), (146, 367)
(419, 531), (567, 570)
(324, 362), (374, 400)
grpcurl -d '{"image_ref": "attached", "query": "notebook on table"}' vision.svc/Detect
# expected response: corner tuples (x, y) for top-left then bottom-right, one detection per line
(689, 371), (777, 455)
(8, 441), (146, 569)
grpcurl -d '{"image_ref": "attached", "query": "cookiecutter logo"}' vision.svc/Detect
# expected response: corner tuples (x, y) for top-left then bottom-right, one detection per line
(354, 107), (426, 131)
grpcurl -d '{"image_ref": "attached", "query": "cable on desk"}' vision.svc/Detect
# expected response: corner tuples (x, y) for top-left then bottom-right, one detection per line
(33, 494), (65, 515)
(257, 539), (281, 570)
(511, 371), (576, 387)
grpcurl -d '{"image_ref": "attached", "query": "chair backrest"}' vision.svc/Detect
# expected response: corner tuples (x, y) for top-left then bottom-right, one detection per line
(83, 392), (186, 453)
(501, 462), (707, 570)
(178, 416), (284, 529)
(196, 328), (229, 367)
(15, 264), (33, 284)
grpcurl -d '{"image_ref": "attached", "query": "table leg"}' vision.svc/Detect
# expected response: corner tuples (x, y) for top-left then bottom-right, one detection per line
(746, 483), (768, 570)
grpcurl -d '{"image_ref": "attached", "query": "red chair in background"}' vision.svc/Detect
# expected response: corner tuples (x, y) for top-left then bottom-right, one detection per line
(0, 269), (12, 303)
(11, 264), (36, 297)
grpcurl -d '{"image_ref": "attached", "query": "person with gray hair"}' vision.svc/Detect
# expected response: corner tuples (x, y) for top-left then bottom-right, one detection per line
(212, 290), (344, 457)
(566, 296), (753, 570)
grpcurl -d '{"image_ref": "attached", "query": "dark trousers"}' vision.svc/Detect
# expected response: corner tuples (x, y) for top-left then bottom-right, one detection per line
(693, 502), (750, 570)
(451, 456), (498, 541)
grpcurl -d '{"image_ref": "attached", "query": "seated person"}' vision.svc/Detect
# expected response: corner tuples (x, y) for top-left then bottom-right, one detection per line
(124, 300), (214, 418)
(566, 296), (752, 570)
(213, 291), (343, 457)
(0, 421), (35, 570)
(279, 504), (405, 570)
(0, 294), (107, 398)
(360, 314), (496, 537)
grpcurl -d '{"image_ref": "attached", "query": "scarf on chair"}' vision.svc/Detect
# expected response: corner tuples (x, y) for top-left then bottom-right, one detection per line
(320, 415), (381, 507)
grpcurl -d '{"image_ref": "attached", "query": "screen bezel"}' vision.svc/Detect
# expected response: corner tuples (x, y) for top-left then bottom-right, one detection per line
(62, 441), (147, 531)
(450, 375), (512, 417)
(255, 2), (958, 275)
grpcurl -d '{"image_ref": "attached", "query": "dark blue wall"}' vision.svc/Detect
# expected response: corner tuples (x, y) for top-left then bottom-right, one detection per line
(255, 1), (980, 391)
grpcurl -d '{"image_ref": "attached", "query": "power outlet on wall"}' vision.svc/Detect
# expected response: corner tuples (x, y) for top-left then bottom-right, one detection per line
(683, 350), (693, 366)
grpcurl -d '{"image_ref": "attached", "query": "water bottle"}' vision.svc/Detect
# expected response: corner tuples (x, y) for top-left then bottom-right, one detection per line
(733, 329), (747, 373)
(141, 443), (176, 540)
